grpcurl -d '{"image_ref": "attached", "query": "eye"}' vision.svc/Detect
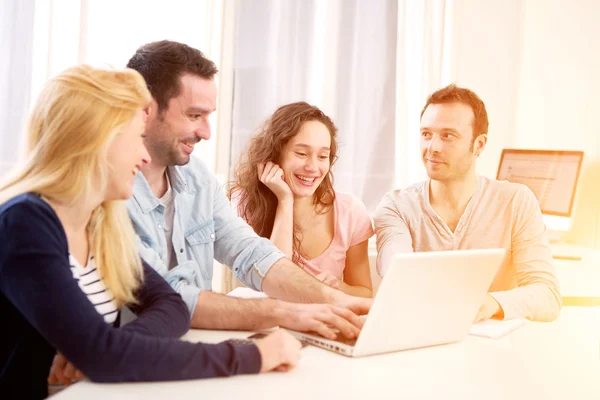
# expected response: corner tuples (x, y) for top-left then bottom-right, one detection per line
(318, 155), (329, 160)
(421, 131), (432, 138)
(190, 114), (203, 120)
(443, 133), (455, 139)
(295, 152), (307, 157)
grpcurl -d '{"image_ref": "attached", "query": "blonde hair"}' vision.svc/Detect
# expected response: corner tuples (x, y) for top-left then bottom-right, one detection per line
(0, 65), (151, 306)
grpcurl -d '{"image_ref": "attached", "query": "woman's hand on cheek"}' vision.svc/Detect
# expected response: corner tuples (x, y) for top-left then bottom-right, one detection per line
(258, 162), (294, 202)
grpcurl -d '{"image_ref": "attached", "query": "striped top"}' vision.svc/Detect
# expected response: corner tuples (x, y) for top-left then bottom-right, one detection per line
(69, 255), (119, 324)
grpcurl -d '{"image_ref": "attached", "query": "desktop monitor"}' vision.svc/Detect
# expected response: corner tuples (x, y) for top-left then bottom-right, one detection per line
(496, 149), (584, 239)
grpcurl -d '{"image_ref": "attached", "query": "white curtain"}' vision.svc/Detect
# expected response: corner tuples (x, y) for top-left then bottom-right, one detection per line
(229, 0), (399, 212)
(0, 0), (36, 176)
(227, 0), (533, 210)
(221, 0), (457, 293)
(395, 0), (456, 189)
(1, 0), (227, 178)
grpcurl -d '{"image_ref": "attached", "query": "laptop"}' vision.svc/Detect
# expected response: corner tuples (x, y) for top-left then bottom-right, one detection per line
(286, 248), (506, 357)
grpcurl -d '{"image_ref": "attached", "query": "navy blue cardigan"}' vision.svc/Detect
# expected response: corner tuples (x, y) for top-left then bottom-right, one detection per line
(0, 194), (261, 399)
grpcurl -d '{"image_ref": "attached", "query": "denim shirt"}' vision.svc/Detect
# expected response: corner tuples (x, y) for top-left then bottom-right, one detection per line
(127, 156), (285, 315)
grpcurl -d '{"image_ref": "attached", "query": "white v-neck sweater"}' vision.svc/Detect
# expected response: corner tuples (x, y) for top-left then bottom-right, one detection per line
(374, 176), (561, 322)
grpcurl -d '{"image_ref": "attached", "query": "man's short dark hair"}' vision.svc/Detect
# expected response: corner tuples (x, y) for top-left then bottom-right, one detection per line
(421, 84), (489, 143)
(127, 40), (218, 112)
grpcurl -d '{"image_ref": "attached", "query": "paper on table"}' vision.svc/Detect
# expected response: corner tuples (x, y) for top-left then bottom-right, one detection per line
(469, 318), (527, 339)
(227, 287), (269, 299)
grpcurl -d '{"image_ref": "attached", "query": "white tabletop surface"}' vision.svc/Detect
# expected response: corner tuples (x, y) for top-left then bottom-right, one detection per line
(55, 306), (600, 400)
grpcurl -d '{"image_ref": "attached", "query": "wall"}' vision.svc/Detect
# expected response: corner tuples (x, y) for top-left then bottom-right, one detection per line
(515, 0), (600, 158)
(514, 0), (600, 247)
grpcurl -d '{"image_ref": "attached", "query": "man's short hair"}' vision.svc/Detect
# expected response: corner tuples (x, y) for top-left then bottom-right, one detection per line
(127, 40), (218, 112)
(421, 84), (489, 142)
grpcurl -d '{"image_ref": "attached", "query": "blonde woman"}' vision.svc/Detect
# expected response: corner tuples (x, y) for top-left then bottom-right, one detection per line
(0, 65), (300, 399)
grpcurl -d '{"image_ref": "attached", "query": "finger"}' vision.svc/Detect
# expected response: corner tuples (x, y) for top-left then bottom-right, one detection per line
(261, 161), (277, 181)
(274, 364), (290, 372)
(274, 168), (285, 184)
(74, 369), (85, 380)
(63, 362), (77, 381)
(308, 320), (338, 340)
(348, 297), (372, 315)
(266, 166), (282, 182)
(51, 354), (69, 386)
(319, 311), (360, 339)
(260, 163), (272, 182)
(257, 163), (265, 179)
(330, 305), (364, 329)
(47, 372), (58, 384)
(263, 161), (276, 177)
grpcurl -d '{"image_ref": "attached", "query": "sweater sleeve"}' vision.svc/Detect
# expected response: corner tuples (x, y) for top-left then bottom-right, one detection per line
(0, 200), (261, 382)
(122, 261), (191, 338)
(374, 191), (415, 277)
(488, 186), (562, 322)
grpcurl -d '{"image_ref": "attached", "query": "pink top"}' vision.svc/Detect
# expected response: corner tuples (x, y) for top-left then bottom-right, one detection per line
(298, 192), (374, 280)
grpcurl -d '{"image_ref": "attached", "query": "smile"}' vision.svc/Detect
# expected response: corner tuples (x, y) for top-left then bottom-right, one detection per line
(294, 174), (318, 186)
(181, 140), (197, 153)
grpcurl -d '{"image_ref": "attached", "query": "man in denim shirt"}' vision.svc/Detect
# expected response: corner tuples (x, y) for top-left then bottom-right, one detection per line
(126, 40), (370, 338)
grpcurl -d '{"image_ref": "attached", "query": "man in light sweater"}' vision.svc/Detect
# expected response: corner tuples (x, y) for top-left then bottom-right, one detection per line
(374, 84), (561, 322)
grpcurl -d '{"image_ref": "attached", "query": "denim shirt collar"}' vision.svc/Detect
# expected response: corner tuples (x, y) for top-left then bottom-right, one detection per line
(131, 166), (196, 214)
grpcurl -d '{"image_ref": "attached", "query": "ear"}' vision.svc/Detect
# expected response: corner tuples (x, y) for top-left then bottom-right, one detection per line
(144, 98), (159, 122)
(474, 134), (487, 156)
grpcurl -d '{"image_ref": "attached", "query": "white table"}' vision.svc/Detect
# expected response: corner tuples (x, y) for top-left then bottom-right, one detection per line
(55, 307), (600, 400)
(551, 243), (600, 302)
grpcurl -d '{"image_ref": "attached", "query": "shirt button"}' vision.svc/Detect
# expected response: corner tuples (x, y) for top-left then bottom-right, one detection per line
(158, 224), (162, 229)
(179, 248), (184, 253)
(210, 233), (215, 240)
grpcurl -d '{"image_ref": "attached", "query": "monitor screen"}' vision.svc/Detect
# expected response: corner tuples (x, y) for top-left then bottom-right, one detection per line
(496, 149), (584, 217)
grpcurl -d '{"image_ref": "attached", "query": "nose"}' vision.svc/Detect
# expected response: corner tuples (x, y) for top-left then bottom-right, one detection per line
(428, 134), (443, 153)
(304, 156), (318, 172)
(195, 117), (211, 141)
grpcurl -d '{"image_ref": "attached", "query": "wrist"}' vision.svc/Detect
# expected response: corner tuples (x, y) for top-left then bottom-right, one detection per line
(277, 195), (294, 206)
(326, 285), (345, 305)
(272, 299), (294, 327)
(255, 340), (270, 373)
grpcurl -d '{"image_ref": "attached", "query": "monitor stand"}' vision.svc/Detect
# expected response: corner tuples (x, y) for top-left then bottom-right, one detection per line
(547, 229), (563, 244)
(543, 215), (571, 243)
